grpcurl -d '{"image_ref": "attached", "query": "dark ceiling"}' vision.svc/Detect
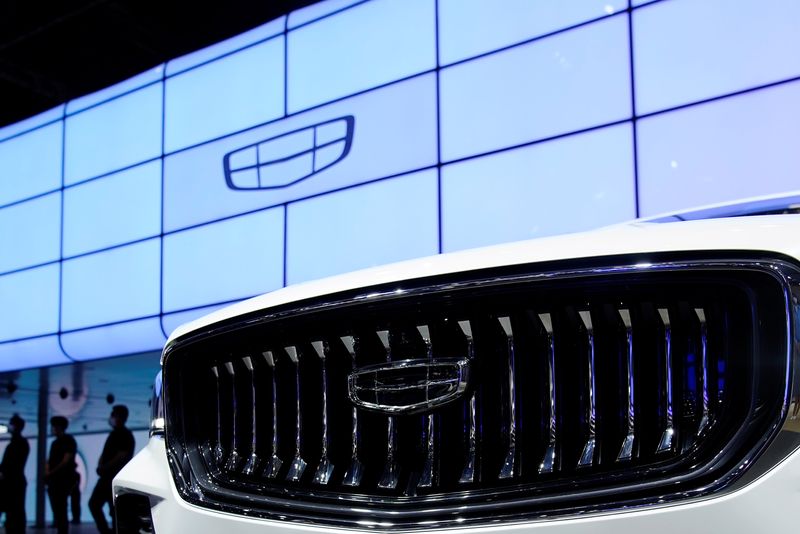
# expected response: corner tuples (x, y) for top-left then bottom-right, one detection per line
(0, 0), (318, 128)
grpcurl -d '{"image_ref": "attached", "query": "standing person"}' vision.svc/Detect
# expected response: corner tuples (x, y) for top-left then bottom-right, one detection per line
(0, 414), (30, 534)
(69, 472), (81, 525)
(89, 405), (134, 534)
(45, 416), (78, 534)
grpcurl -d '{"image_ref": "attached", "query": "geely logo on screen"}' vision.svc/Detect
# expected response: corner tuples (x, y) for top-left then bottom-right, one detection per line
(347, 358), (471, 415)
(222, 116), (355, 191)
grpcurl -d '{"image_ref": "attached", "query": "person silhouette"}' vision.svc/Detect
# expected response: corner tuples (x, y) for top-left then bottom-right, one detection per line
(45, 416), (78, 534)
(0, 414), (30, 534)
(89, 405), (135, 534)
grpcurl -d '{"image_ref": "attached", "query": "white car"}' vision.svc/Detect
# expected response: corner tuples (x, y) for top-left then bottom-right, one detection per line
(114, 194), (800, 533)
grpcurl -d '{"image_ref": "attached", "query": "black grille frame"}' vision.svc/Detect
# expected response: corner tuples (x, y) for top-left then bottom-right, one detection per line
(162, 255), (799, 529)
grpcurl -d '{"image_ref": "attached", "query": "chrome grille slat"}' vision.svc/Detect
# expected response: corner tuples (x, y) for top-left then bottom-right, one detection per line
(340, 335), (364, 487)
(457, 320), (477, 484)
(617, 308), (636, 462)
(223, 361), (240, 471)
(284, 345), (307, 482)
(537, 313), (557, 474)
(577, 310), (597, 468)
(376, 330), (400, 490)
(696, 307), (711, 434)
(211, 365), (224, 466)
(262, 350), (283, 479)
(311, 341), (334, 485)
(656, 308), (676, 454)
(416, 325), (436, 489)
(497, 316), (517, 480)
(242, 356), (259, 475)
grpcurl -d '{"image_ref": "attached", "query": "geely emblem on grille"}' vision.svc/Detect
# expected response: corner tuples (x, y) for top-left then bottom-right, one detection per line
(347, 359), (470, 415)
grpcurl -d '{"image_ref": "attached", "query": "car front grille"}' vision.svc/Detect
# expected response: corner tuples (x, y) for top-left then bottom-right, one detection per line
(163, 257), (795, 528)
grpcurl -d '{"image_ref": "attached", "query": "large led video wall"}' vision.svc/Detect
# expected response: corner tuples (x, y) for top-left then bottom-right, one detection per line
(1, 0), (799, 370)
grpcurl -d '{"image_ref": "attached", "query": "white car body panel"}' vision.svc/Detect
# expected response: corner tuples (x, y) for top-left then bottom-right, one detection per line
(119, 436), (800, 533)
(118, 212), (800, 533)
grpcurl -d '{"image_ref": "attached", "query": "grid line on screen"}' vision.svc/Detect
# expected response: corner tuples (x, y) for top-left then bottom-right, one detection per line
(2, 4), (795, 210)
(0, 117), (62, 144)
(167, 32), (282, 79)
(60, 314), (162, 336)
(637, 74), (800, 120)
(439, 8), (624, 70)
(1, 0), (799, 365)
(56, 105), (73, 361)
(62, 79), (162, 120)
(290, 0), (372, 31)
(159, 67), (169, 340)
(435, 0), (443, 254)
(627, 1), (641, 217)
(0, 115), (633, 281)
(284, 16), (290, 117)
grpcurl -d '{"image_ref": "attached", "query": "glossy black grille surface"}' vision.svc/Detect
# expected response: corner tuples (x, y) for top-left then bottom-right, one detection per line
(163, 260), (793, 528)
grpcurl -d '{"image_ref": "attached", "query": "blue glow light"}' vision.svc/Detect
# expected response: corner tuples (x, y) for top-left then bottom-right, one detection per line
(441, 124), (635, 252)
(286, 169), (438, 284)
(0, 264), (60, 341)
(0, 121), (62, 206)
(0, 336), (69, 372)
(163, 74), (436, 232)
(162, 208), (284, 313)
(287, 0), (436, 112)
(634, 0), (800, 115)
(61, 318), (166, 361)
(0, 192), (61, 273)
(61, 239), (161, 331)
(64, 83), (162, 185)
(63, 160), (161, 257)
(165, 37), (285, 153)
(439, 16), (630, 162)
(637, 81), (800, 215)
(0, 0), (798, 368)
(438, 0), (627, 66)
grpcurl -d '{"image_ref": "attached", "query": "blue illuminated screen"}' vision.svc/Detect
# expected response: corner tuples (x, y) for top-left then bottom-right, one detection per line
(0, 0), (798, 369)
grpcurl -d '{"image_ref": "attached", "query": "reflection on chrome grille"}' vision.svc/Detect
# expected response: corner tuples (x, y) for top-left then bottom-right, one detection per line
(164, 259), (792, 528)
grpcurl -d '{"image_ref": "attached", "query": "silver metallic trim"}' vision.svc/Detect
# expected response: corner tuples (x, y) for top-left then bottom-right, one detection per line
(285, 346), (307, 482)
(348, 358), (470, 414)
(340, 335), (364, 487)
(241, 356), (259, 475)
(695, 308), (711, 434)
(211, 365), (224, 465)
(376, 330), (399, 490)
(417, 325), (436, 489)
(458, 320), (478, 484)
(312, 341), (334, 485)
(656, 308), (675, 454)
(538, 313), (557, 474)
(577, 310), (597, 468)
(617, 309), (635, 462)
(223, 361), (240, 471)
(261, 351), (283, 479)
(498, 316), (517, 479)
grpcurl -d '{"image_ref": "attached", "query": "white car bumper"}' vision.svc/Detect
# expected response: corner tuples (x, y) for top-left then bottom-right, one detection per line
(115, 434), (800, 534)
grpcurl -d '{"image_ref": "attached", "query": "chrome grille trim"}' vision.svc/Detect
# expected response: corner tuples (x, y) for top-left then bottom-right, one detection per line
(163, 257), (800, 529)
(617, 308), (636, 462)
(577, 310), (597, 468)
(656, 308), (676, 454)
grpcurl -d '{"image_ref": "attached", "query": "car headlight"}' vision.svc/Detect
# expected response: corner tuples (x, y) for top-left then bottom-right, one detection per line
(150, 370), (164, 437)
